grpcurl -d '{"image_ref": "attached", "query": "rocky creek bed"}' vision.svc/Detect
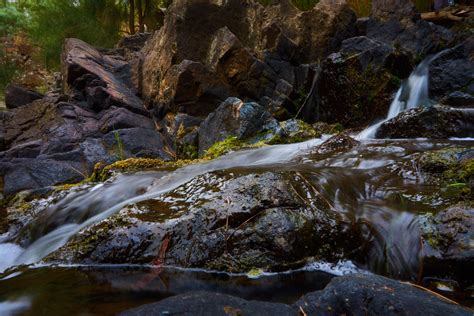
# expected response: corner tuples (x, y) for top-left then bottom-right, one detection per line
(0, 0), (473, 315)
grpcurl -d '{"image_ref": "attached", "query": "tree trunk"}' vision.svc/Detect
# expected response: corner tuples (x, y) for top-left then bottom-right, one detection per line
(129, 0), (135, 35)
(137, 0), (145, 33)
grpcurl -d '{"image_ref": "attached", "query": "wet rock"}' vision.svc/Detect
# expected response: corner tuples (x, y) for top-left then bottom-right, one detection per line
(120, 292), (296, 316)
(376, 105), (474, 139)
(48, 171), (357, 272)
(5, 84), (43, 109)
(295, 273), (472, 316)
(62, 38), (146, 115)
(310, 133), (359, 158)
(198, 98), (279, 155)
(420, 203), (474, 285)
(310, 36), (412, 127)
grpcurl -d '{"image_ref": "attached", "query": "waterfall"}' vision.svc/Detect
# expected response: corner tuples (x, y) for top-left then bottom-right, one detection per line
(358, 49), (449, 140)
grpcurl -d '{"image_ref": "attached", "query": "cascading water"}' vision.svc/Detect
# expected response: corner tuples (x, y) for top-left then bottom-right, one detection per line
(358, 50), (449, 140)
(0, 138), (328, 271)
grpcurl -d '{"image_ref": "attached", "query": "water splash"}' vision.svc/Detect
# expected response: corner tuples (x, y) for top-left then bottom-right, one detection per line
(358, 49), (450, 140)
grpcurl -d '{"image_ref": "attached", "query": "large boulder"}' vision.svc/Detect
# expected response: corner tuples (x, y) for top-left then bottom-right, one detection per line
(198, 97), (279, 155)
(0, 96), (170, 196)
(121, 274), (472, 316)
(47, 171), (358, 272)
(4, 84), (43, 109)
(62, 38), (147, 115)
(141, 0), (356, 120)
(120, 292), (296, 316)
(306, 36), (412, 127)
(365, 0), (454, 56)
(295, 273), (472, 316)
(376, 105), (474, 139)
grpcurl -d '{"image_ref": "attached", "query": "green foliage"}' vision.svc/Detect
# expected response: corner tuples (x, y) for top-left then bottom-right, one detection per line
(27, 0), (127, 69)
(0, 5), (28, 36)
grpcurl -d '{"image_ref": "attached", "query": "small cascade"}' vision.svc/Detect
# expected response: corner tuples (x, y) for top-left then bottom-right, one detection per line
(3, 138), (327, 270)
(358, 49), (449, 140)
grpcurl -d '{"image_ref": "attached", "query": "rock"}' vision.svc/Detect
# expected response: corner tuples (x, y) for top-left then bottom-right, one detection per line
(103, 128), (171, 160)
(141, 0), (356, 121)
(430, 38), (474, 101)
(98, 107), (155, 133)
(5, 84), (43, 109)
(0, 158), (85, 196)
(309, 36), (412, 127)
(62, 38), (147, 115)
(441, 92), (474, 108)
(198, 98), (279, 155)
(371, 0), (418, 21)
(120, 292), (296, 316)
(376, 105), (474, 139)
(116, 32), (152, 56)
(295, 273), (472, 316)
(366, 15), (456, 58)
(310, 133), (359, 158)
(48, 171), (357, 272)
(0, 95), (167, 196)
(420, 203), (474, 285)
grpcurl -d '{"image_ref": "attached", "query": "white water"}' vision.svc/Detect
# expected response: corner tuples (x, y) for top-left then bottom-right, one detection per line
(0, 137), (328, 272)
(358, 50), (448, 140)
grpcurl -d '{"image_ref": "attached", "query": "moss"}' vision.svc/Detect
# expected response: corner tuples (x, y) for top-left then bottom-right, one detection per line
(418, 148), (474, 200)
(90, 158), (196, 182)
(203, 136), (269, 160)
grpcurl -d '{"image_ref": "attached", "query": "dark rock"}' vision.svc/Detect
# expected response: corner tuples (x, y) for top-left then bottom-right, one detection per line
(141, 0), (356, 121)
(62, 38), (147, 115)
(5, 84), (43, 109)
(376, 105), (474, 139)
(198, 98), (279, 155)
(441, 92), (474, 108)
(103, 128), (171, 160)
(0, 158), (85, 196)
(310, 133), (359, 158)
(430, 39), (474, 101)
(366, 8), (454, 57)
(116, 32), (152, 56)
(48, 171), (357, 272)
(120, 292), (296, 316)
(310, 36), (411, 127)
(98, 107), (155, 133)
(295, 273), (472, 316)
(371, 0), (418, 21)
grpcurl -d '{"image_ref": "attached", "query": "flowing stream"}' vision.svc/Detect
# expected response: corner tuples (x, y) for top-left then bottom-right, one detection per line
(0, 53), (473, 314)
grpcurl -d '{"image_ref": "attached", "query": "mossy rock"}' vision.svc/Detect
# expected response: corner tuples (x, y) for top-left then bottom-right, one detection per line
(90, 158), (195, 182)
